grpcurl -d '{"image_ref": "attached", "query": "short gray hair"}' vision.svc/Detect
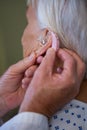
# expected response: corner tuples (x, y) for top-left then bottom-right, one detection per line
(27, 0), (87, 68)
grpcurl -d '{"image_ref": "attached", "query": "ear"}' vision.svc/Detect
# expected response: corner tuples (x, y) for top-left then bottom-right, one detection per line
(36, 28), (52, 57)
(38, 28), (52, 45)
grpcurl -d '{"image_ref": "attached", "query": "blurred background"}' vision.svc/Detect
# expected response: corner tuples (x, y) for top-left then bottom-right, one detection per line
(0, 0), (27, 75)
(0, 0), (27, 122)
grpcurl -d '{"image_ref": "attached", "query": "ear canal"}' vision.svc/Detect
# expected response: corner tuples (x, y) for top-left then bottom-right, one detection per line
(37, 31), (50, 45)
(37, 35), (47, 45)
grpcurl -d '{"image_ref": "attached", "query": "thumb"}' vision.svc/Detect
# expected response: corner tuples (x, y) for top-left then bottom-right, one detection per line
(9, 52), (36, 74)
(39, 48), (56, 74)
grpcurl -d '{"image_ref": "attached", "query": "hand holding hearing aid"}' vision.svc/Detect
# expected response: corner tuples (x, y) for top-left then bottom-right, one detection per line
(19, 32), (86, 118)
(0, 52), (37, 117)
(22, 31), (62, 88)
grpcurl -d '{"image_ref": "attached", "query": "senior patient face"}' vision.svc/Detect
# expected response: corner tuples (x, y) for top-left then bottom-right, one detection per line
(22, 4), (62, 70)
(22, 5), (46, 57)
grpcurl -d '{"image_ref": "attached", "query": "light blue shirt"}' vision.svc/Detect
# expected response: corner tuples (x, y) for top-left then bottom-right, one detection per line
(0, 112), (48, 130)
(0, 100), (87, 130)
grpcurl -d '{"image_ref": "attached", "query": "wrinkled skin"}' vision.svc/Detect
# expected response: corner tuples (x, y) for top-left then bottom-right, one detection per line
(0, 53), (36, 117)
(22, 5), (87, 103)
(20, 47), (86, 117)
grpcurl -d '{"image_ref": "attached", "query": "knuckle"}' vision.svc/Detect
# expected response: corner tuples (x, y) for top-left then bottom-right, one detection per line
(69, 78), (80, 96)
(60, 74), (80, 97)
(66, 77), (76, 89)
(71, 77), (76, 86)
(66, 79), (79, 97)
(71, 77), (78, 88)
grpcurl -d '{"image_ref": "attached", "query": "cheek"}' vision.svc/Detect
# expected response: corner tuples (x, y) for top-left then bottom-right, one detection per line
(21, 29), (30, 57)
(22, 29), (41, 58)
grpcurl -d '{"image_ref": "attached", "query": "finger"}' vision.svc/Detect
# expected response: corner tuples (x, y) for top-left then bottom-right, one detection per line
(22, 77), (32, 88)
(9, 52), (36, 74)
(25, 65), (38, 77)
(51, 31), (59, 52)
(36, 56), (43, 64)
(57, 49), (77, 76)
(37, 32), (60, 74)
(38, 48), (56, 74)
(64, 48), (86, 79)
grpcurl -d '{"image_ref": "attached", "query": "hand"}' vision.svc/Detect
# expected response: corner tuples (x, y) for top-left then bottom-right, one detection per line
(0, 52), (36, 117)
(22, 65), (38, 88)
(19, 47), (86, 118)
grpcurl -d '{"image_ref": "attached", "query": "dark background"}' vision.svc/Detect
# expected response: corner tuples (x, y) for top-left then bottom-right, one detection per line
(0, 0), (27, 75)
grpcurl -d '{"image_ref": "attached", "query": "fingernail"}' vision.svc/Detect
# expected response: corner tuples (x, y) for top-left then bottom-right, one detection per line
(50, 31), (59, 51)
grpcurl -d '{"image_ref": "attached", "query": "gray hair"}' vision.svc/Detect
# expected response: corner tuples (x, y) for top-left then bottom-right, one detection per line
(27, 0), (87, 71)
